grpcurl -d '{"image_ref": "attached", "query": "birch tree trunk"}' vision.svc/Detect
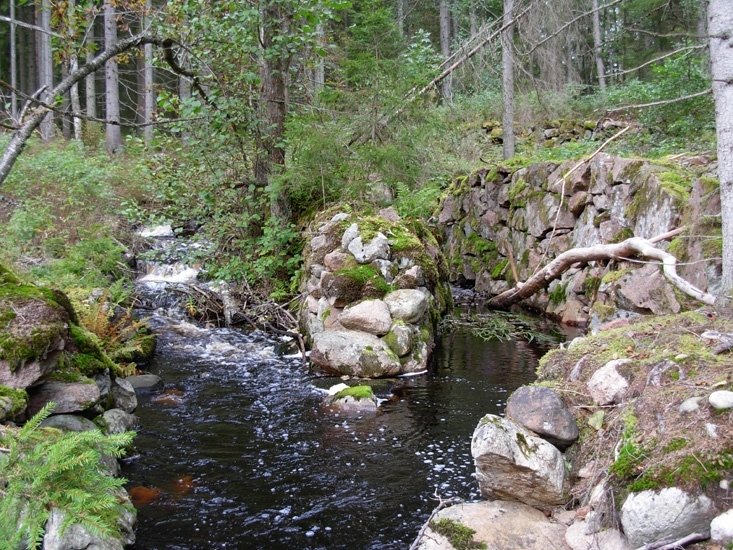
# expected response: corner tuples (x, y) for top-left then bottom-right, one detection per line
(68, 0), (82, 139)
(104, 0), (122, 153)
(439, 0), (453, 102)
(592, 0), (606, 92)
(38, 0), (54, 141)
(85, 12), (97, 121)
(709, 0), (733, 299)
(501, 0), (515, 159)
(10, 0), (17, 120)
(143, 0), (154, 144)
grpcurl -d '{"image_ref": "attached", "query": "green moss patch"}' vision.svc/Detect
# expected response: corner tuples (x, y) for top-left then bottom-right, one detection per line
(334, 385), (374, 401)
(429, 518), (486, 550)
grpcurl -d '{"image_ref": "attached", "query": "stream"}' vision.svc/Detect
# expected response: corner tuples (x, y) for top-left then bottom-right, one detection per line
(123, 232), (561, 549)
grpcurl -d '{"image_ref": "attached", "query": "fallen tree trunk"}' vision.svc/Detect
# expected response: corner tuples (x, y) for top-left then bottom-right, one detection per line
(487, 235), (715, 309)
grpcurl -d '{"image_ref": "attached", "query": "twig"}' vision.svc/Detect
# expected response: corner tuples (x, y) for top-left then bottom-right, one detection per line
(636, 531), (708, 550)
(409, 490), (460, 550)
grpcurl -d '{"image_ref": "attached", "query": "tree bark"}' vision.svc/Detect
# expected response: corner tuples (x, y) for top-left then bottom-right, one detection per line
(9, 0), (17, 120)
(38, 0), (54, 141)
(440, 0), (452, 102)
(487, 236), (715, 309)
(709, 0), (733, 300)
(501, 0), (515, 159)
(592, 0), (606, 92)
(85, 12), (97, 121)
(104, 0), (122, 153)
(143, 0), (154, 144)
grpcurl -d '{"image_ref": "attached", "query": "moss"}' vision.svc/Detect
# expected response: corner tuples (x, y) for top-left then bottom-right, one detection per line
(601, 268), (632, 285)
(507, 177), (528, 203)
(610, 227), (634, 244)
(548, 281), (568, 306)
(593, 211), (610, 228)
(491, 259), (509, 280)
(0, 385), (28, 416)
(334, 385), (374, 401)
(583, 276), (601, 299)
(429, 518), (486, 550)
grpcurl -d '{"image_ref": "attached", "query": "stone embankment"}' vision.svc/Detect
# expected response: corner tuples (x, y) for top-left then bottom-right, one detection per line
(437, 153), (721, 326)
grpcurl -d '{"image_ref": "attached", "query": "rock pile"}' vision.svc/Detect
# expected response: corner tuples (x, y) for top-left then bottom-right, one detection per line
(299, 208), (451, 377)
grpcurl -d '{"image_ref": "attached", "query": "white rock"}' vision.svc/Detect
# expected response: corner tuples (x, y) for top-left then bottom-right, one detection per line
(384, 289), (429, 323)
(347, 232), (390, 264)
(620, 487), (717, 547)
(471, 414), (566, 507)
(341, 223), (359, 249)
(565, 522), (631, 550)
(679, 396), (704, 413)
(709, 390), (733, 410)
(711, 509), (733, 545)
(337, 300), (392, 335)
(587, 359), (630, 405)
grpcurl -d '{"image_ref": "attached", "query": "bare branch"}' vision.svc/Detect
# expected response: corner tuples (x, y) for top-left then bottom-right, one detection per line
(488, 235), (715, 309)
(609, 89), (712, 112)
(0, 15), (63, 39)
(607, 44), (706, 78)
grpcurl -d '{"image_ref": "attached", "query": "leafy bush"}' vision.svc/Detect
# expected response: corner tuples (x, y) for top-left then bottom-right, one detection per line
(0, 403), (135, 549)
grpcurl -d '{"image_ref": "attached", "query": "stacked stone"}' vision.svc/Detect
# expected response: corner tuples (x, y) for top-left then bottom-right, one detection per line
(299, 209), (451, 378)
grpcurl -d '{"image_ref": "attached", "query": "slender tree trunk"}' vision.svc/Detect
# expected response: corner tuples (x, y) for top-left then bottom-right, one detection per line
(592, 0), (606, 92)
(10, 0), (17, 120)
(61, 64), (71, 139)
(709, 0), (733, 299)
(502, 0), (515, 159)
(38, 0), (54, 141)
(440, 0), (452, 102)
(104, 0), (122, 153)
(142, 0), (154, 144)
(85, 12), (97, 121)
(313, 21), (325, 93)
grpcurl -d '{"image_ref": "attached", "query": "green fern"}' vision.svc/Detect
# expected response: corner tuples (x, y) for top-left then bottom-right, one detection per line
(0, 402), (135, 549)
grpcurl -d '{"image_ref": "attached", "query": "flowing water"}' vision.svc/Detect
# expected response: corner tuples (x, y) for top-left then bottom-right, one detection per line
(123, 232), (558, 549)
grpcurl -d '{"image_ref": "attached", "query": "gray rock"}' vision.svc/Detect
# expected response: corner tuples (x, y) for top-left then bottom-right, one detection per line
(384, 323), (414, 357)
(341, 223), (360, 249)
(337, 300), (392, 336)
(417, 500), (567, 550)
(91, 369), (112, 403)
(620, 487), (717, 547)
(325, 386), (378, 415)
(679, 396), (704, 413)
(100, 408), (137, 435)
(43, 490), (136, 550)
(40, 414), (98, 432)
(310, 330), (401, 378)
(471, 414), (566, 507)
(110, 378), (137, 413)
(506, 385), (579, 451)
(125, 374), (164, 394)
(28, 379), (101, 417)
(711, 509), (733, 545)
(709, 390), (733, 410)
(565, 522), (631, 550)
(587, 359), (630, 405)
(347, 232), (390, 264)
(384, 289), (428, 323)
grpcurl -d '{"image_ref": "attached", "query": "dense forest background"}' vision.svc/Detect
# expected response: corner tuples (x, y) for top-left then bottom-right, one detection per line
(0, 0), (718, 298)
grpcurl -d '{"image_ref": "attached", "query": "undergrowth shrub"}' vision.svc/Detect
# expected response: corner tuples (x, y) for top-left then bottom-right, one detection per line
(0, 402), (135, 549)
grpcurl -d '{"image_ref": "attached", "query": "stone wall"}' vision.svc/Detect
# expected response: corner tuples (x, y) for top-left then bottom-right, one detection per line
(437, 153), (721, 326)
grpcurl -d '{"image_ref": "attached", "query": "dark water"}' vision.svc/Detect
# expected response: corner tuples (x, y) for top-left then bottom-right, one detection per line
(122, 317), (544, 549)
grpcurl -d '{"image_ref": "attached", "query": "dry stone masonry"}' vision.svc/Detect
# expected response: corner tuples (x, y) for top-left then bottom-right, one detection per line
(438, 153), (721, 326)
(299, 208), (451, 378)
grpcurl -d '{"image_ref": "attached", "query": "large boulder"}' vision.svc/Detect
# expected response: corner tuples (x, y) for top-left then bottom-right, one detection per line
(337, 300), (392, 335)
(27, 379), (101, 416)
(310, 330), (401, 378)
(506, 385), (579, 451)
(471, 414), (567, 507)
(620, 488), (717, 547)
(418, 500), (568, 550)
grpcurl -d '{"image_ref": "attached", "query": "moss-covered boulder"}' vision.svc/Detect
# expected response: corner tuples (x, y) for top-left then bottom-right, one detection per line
(0, 265), (72, 390)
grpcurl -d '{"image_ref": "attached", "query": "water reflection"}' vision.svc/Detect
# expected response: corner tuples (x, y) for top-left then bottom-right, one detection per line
(124, 319), (545, 549)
